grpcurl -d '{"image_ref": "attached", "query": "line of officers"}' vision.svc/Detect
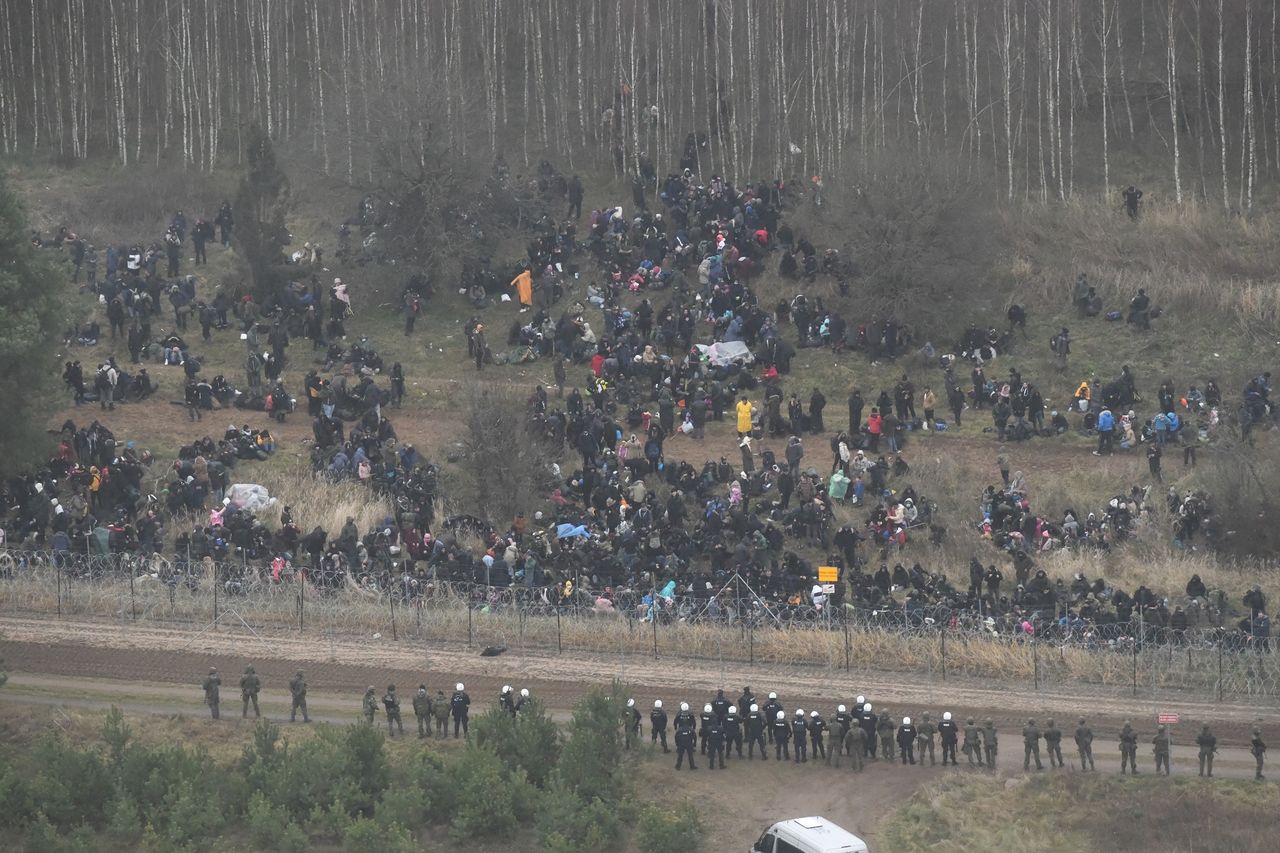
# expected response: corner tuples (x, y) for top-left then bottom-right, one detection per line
(622, 687), (1268, 780)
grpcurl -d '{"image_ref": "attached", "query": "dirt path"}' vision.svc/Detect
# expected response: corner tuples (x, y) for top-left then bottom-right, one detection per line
(3, 615), (1274, 745)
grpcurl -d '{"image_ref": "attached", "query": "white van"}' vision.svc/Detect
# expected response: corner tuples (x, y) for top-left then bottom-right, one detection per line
(750, 816), (869, 853)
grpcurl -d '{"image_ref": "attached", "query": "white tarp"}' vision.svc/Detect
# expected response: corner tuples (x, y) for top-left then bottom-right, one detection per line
(697, 340), (755, 367)
(226, 483), (276, 512)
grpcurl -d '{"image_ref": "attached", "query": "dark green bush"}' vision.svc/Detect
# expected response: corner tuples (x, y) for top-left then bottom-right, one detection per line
(473, 701), (561, 787)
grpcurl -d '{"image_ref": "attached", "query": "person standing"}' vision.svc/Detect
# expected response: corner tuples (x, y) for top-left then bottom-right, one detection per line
(1251, 727), (1267, 780)
(650, 700), (670, 753)
(202, 667), (221, 720)
(724, 706), (744, 760)
(773, 711), (792, 761)
(963, 718), (984, 766)
(363, 686), (379, 724)
(432, 689), (450, 736)
(736, 397), (755, 437)
(1147, 443), (1163, 483)
(1123, 185), (1143, 219)
(837, 725), (865, 771)
(1075, 718), (1095, 771)
(791, 710), (809, 763)
(982, 719), (998, 768)
(746, 704), (767, 760)
(916, 712), (937, 766)
(1153, 725), (1171, 776)
(289, 670), (311, 723)
(567, 175), (584, 220)
(413, 685), (433, 738)
(1023, 718), (1044, 771)
(624, 698), (642, 749)
(675, 718), (698, 770)
(939, 711), (959, 765)
(384, 685), (404, 736)
(707, 716), (726, 770)
(451, 682), (471, 738)
(809, 711), (828, 761)
(1044, 719), (1064, 768)
(1119, 721), (1139, 774)
(877, 709), (896, 761)
(897, 717), (917, 765)
(848, 388), (864, 436)
(1196, 724), (1216, 777)
(239, 666), (261, 718)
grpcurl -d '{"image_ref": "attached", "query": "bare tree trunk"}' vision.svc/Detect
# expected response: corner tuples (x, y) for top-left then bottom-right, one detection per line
(1167, 0), (1183, 204)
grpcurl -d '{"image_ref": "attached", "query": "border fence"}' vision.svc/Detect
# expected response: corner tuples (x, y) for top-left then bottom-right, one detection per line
(1, 549), (1276, 702)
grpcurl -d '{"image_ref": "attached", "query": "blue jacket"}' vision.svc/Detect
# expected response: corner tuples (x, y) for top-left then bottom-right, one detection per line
(1097, 410), (1115, 432)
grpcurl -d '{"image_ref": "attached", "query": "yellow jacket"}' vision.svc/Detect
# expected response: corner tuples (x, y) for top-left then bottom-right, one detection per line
(736, 400), (754, 433)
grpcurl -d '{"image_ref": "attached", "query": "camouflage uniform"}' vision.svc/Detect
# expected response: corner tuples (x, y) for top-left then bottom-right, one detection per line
(239, 666), (261, 718)
(1074, 718), (1094, 770)
(413, 686), (433, 737)
(202, 668), (221, 720)
(289, 670), (310, 723)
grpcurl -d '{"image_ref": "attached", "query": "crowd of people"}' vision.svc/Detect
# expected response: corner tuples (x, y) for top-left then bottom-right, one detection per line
(4, 153), (1274, 663)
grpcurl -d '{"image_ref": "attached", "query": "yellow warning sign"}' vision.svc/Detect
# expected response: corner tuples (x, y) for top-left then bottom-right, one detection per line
(818, 566), (839, 583)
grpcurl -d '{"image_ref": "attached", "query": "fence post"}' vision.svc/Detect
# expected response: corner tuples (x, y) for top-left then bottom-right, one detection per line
(748, 619), (754, 665)
(128, 565), (136, 621)
(299, 573), (305, 632)
(844, 618), (850, 672)
(56, 560), (62, 618)
(1217, 641), (1224, 702)
(1132, 636), (1138, 697)
(556, 606), (562, 654)
(1033, 638), (1039, 690)
(940, 628), (946, 681)
(213, 564), (218, 629)
(652, 612), (659, 660)
(389, 589), (398, 641)
(467, 599), (473, 648)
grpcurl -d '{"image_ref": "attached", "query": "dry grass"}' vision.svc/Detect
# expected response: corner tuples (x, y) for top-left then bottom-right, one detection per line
(879, 773), (1280, 853)
(8, 571), (1280, 697)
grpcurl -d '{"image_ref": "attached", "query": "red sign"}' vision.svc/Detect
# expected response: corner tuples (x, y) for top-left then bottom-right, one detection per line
(1157, 713), (1180, 725)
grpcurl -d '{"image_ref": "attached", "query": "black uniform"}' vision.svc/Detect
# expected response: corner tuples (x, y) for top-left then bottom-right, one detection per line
(675, 724), (698, 770)
(860, 711), (879, 758)
(792, 717), (809, 763)
(450, 689), (471, 738)
(939, 717), (960, 765)
(763, 699), (783, 743)
(898, 723), (918, 764)
(699, 709), (715, 755)
(724, 711), (744, 759)
(773, 717), (792, 760)
(746, 709), (768, 759)
(707, 720), (726, 769)
(650, 707), (670, 752)
(711, 691), (731, 723)
(809, 715), (828, 760)
(834, 710), (854, 755)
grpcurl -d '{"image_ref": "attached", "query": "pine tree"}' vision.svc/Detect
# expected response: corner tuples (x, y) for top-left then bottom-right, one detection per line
(233, 123), (291, 300)
(0, 174), (70, 476)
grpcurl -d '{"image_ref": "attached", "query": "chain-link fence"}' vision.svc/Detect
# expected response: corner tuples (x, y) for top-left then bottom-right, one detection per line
(1, 548), (1276, 701)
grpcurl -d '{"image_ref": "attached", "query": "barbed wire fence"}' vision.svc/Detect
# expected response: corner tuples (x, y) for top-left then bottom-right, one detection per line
(1, 548), (1277, 703)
